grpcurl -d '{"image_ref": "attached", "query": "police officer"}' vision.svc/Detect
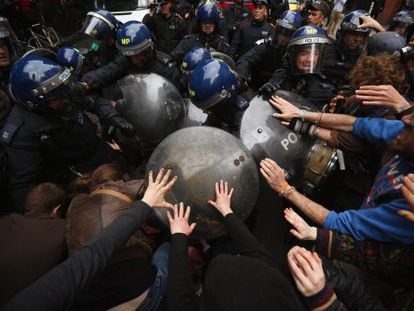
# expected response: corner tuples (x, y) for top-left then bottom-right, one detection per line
(0, 24), (17, 127)
(322, 10), (370, 88)
(268, 0), (289, 24)
(259, 25), (335, 110)
(81, 21), (183, 93)
(142, 0), (188, 53)
(236, 10), (302, 89)
(0, 55), (125, 212)
(223, 0), (252, 42)
(388, 10), (414, 37)
(171, 0), (230, 62)
(228, 0), (274, 60)
(306, 0), (330, 27)
(79, 8), (122, 67)
(188, 58), (247, 132)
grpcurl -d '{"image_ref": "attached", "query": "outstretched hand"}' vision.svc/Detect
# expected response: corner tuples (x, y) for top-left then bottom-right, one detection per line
(287, 246), (326, 297)
(208, 180), (234, 217)
(142, 168), (177, 209)
(284, 208), (317, 241)
(269, 95), (301, 122)
(260, 158), (287, 193)
(167, 202), (197, 236)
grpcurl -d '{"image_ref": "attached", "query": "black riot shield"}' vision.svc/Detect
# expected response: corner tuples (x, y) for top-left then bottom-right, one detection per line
(239, 90), (337, 193)
(117, 73), (185, 146)
(146, 126), (259, 239)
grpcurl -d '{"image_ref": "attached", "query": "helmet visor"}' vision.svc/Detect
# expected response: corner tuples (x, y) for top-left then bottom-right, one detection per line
(81, 15), (112, 40)
(289, 43), (324, 74)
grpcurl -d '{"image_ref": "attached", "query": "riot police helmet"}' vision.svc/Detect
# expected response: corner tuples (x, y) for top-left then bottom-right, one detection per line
(274, 10), (302, 46)
(9, 55), (73, 111)
(116, 21), (154, 57)
(181, 47), (212, 76)
(57, 46), (85, 77)
(388, 10), (414, 36)
(338, 10), (370, 39)
(366, 31), (406, 56)
(81, 8), (120, 41)
(196, 0), (221, 24)
(287, 25), (329, 75)
(188, 58), (240, 110)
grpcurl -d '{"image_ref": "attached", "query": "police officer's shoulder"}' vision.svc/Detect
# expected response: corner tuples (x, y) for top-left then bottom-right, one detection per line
(239, 19), (251, 28)
(0, 105), (48, 145)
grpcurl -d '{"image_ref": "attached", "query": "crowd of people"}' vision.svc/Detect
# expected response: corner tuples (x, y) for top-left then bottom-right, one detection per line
(1, 0), (414, 310)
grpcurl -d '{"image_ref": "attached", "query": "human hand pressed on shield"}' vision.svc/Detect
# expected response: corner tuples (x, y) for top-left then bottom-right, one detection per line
(260, 158), (287, 193)
(288, 246), (326, 297)
(284, 208), (317, 241)
(142, 168), (177, 209)
(208, 180), (234, 217)
(167, 202), (197, 236)
(269, 95), (301, 123)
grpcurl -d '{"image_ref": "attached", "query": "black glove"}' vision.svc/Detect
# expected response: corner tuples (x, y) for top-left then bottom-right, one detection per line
(237, 71), (250, 92)
(108, 115), (134, 134)
(258, 81), (278, 97)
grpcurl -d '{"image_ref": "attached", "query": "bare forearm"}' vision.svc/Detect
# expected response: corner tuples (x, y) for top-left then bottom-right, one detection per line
(285, 189), (330, 225)
(304, 111), (356, 132)
(314, 127), (335, 145)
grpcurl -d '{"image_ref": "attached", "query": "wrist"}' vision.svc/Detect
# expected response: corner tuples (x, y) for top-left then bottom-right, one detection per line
(274, 181), (289, 193)
(141, 197), (154, 207)
(279, 185), (295, 198)
(309, 227), (317, 241)
(221, 209), (233, 217)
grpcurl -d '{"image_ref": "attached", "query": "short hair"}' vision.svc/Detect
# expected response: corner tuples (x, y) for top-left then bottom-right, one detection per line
(24, 182), (67, 215)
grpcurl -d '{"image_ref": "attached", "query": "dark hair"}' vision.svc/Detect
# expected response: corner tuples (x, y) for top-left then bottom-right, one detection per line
(24, 182), (67, 215)
(73, 163), (125, 193)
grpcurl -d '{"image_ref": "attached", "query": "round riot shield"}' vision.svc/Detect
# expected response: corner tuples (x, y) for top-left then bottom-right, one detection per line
(239, 90), (337, 192)
(147, 126), (259, 239)
(117, 73), (185, 146)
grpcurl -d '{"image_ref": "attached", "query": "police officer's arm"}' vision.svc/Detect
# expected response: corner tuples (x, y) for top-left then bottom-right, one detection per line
(81, 55), (129, 92)
(269, 95), (356, 132)
(260, 158), (329, 225)
(170, 37), (191, 63)
(236, 43), (268, 78)
(228, 26), (242, 59)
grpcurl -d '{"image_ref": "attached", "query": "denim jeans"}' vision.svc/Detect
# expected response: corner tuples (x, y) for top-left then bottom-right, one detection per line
(138, 242), (171, 311)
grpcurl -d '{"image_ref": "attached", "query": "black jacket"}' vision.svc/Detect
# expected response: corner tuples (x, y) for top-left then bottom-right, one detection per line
(222, 4), (252, 41)
(269, 67), (336, 110)
(236, 39), (287, 89)
(0, 105), (123, 211)
(142, 12), (187, 54)
(321, 40), (363, 87)
(167, 212), (385, 311)
(229, 19), (275, 59)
